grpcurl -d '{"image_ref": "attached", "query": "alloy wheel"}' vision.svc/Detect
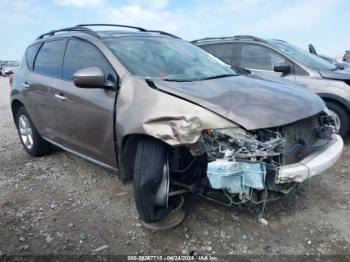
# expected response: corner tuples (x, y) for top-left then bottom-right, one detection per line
(18, 115), (34, 150)
(329, 109), (341, 132)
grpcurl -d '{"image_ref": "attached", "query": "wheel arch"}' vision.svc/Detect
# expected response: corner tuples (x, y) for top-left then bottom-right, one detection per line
(118, 133), (173, 181)
(319, 93), (350, 114)
(11, 99), (25, 123)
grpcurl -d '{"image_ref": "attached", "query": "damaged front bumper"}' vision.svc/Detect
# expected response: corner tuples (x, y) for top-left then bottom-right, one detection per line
(277, 134), (343, 183)
(185, 112), (343, 205)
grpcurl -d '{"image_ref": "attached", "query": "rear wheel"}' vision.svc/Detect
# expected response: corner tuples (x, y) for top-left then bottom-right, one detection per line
(15, 106), (51, 156)
(326, 102), (349, 138)
(133, 137), (171, 223)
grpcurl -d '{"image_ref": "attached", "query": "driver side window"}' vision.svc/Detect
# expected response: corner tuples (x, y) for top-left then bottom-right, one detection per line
(63, 39), (116, 83)
(240, 44), (288, 71)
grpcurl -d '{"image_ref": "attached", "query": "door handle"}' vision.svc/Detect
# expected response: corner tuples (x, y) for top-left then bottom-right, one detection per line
(22, 82), (30, 88)
(54, 94), (67, 101)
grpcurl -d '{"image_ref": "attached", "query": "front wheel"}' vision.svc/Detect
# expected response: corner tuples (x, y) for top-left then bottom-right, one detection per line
(326, 102), (349, 138)
(133, 137), (171, 223)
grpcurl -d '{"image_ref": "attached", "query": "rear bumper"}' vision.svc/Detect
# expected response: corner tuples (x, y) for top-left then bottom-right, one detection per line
(276, 134), (343, 183)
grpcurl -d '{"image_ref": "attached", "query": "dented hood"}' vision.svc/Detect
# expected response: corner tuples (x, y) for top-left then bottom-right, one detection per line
(152, 74), (325, 130)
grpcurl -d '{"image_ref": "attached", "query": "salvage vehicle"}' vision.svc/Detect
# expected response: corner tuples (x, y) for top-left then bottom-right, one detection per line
(193, 36), (350, 137)
(11, 25), (343, 225)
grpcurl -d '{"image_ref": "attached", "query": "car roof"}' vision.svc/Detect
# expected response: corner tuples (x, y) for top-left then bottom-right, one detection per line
(192, 35), (269, 45)
(35, 24), (181, 42)
(192, 37), (298, 55)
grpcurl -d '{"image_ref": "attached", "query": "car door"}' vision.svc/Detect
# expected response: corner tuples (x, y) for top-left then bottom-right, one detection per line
(53, 38), (118, 168)
(238, 43), (296, 82)
(27, 39), (66, 141)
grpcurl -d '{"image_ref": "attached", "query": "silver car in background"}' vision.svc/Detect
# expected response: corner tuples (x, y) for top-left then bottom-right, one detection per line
(1, 61), (19, 76)
(193, 36), (350, 137)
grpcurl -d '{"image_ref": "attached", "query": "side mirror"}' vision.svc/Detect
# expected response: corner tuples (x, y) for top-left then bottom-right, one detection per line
(308, 44), (317, 55)
(73, 67), (105, 88)
(274, 63), (291, 74)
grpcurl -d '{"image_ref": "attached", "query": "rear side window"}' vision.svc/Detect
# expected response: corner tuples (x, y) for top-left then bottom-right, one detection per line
(26, 43), (41, 70)
(240, 44), (287, 71)
(201, 43), (234, 64)
(62, 39), (115, 82)
(34, 40), (66, 77)
(231, 43), (241, 66)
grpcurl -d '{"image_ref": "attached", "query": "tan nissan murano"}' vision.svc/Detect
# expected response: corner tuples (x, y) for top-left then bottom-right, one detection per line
(11, 24), (343, 226)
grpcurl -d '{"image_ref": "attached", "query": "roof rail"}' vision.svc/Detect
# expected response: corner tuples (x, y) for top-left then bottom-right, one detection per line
(146, 30), (181, 39)
(36, 24), (180, 40)
(36, 26), (100, 40)
(268, 39), (286, 42)
(232, 35), (267, 42)
(78, 24), (181, 38)
(191, 37), (232, 43)
(76, 24), (147, 32)
(192, 35), (267, 44)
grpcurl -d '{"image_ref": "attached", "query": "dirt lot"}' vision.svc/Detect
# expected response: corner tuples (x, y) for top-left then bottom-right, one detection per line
(1, 76), (350, 257)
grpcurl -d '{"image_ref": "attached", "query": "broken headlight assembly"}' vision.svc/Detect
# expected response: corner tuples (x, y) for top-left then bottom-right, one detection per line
(199, 127), (285, 160)
(188, 127), (285, 202)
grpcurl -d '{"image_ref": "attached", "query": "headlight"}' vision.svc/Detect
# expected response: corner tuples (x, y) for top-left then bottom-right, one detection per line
(197, 127), (285, 159)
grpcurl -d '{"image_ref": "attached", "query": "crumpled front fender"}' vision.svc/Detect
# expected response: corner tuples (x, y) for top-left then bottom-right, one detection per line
(142, 115), (203, 145)
(116, 76), (236, 146)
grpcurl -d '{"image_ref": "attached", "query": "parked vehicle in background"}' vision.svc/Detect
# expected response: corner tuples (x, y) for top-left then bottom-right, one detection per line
(0, 61), (7, 76)
(1, 61), (19, 76)
(11, 25), (342, 226)
(308, 44), (349, 69)
(193, 36), (350, 137)
(343, 51), (350, 63)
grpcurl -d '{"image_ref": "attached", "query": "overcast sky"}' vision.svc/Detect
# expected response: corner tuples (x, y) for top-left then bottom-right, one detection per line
(0, 0), (349, 60)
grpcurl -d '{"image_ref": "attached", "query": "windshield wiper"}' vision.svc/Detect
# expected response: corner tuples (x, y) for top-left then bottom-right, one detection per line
(161, 73), (236, 82)
(162, 78), (196, 82)
(197, 73), (237, 81)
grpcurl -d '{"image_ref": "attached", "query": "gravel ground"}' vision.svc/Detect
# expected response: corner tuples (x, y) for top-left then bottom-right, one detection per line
(0, 76), (350, 257)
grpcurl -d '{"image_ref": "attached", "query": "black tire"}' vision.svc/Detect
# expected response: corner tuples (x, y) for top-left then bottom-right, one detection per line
(326, 102), (350, 138)
(133, 137), (170, 223)
(119, 136), (140, 181)
(15, 106), (51, 156)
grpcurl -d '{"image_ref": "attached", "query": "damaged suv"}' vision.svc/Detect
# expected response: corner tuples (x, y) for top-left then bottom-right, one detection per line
(11, 24), (343, 225)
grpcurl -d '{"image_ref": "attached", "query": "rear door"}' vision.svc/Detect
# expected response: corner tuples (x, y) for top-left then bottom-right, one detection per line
(53, 38), (118, 167)
(238, 43), (296, 81)
(28, 39), (66, 140)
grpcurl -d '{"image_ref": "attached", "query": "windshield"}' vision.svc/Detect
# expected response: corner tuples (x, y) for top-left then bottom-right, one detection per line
(270, 41), (337, 71)
(103, 36), (237, 81)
